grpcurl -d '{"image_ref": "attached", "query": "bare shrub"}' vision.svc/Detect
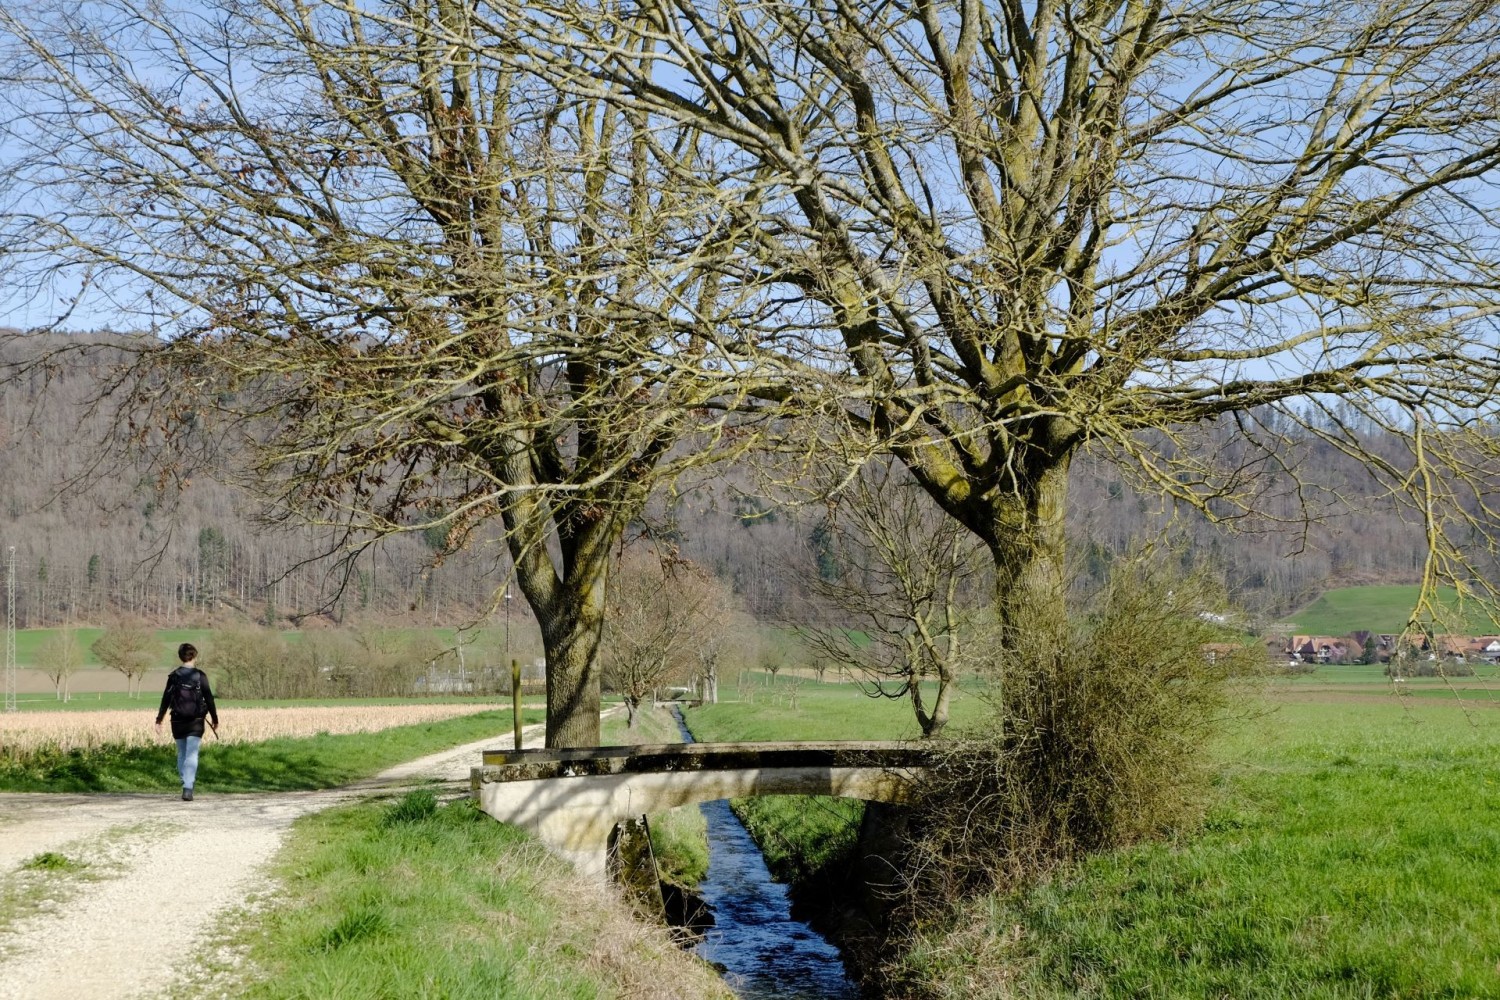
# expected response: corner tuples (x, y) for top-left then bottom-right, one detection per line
(1386, 660), (1476, 679)
(208, 626), (295, 699)
(901, 556), (1249, 906)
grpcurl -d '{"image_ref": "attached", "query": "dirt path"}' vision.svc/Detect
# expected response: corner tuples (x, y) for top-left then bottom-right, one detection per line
(0, 724), (545, 1000)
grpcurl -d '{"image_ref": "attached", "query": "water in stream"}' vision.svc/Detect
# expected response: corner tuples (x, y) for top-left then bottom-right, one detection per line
(692, 798), (860, 1000)
(672, 711), (859, 999)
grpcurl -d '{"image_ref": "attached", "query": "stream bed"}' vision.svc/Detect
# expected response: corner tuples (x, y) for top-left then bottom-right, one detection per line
(691, 799), (860, 999)
(672, 711), (859, 999)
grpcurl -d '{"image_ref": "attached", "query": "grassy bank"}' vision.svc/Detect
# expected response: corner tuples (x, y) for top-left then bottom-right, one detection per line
(0, 709), (540, 792)
(601, 706), (711, 889)
(184, 790), (732, 1000)
(685, 679), (1500, 997)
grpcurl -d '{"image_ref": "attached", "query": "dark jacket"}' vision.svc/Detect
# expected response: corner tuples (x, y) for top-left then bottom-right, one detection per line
(155, 665), (219, 740)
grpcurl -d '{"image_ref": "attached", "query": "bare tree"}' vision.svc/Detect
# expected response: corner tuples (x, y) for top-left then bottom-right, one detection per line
(799, 459), (992, 737)
(0, 0), (785, 745)
(602, 551), (727, 727)
(37, 627), (82, 702)
(692, 598), (755, 705)
(91, 624), (155, 698)
(495, 0), (1500, 659)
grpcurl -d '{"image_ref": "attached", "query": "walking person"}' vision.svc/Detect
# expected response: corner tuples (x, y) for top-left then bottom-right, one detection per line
(154, 643), (219, 801)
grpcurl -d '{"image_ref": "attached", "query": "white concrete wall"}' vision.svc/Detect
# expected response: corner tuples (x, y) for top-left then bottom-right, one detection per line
(474, 764), (920, 873)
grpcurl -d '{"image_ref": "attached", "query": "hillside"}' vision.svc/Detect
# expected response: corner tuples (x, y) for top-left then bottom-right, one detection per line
(1285, 585), (1500, 636)
(0, 331), (1473, 627)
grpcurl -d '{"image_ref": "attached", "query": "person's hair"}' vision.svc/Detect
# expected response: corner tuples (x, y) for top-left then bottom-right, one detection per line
(178, 642), (198, 663)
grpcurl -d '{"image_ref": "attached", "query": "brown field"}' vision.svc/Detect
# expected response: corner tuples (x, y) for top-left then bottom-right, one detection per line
(0, 702), (506, 753)
(12, 667), (175, 695)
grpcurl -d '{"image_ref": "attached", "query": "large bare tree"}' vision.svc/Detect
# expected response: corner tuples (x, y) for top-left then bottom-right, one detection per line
(497, 0), (1500, 649)
(0, 0), (783, 745)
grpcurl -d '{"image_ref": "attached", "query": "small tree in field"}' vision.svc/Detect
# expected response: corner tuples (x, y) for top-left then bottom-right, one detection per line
(602, 553), (728, 728)
(38, 628), (82, 702)
(795, 457), (992, 738)
(91, 624), (156, 698)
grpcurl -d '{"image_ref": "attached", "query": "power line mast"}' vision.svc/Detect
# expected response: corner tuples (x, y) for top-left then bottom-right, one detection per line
(5, 546), (16, 712)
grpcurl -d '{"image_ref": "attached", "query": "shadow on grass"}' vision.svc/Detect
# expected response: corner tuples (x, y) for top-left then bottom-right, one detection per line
(0, 740), (361, 793)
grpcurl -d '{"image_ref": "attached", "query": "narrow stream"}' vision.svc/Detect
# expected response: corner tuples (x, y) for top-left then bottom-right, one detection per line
(673, 712), (859, 999)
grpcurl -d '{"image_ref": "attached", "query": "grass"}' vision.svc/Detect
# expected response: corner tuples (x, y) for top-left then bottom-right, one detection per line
(601, 706), (711, 889)
(187, 791), (733, 1000)
(11, 627), (215, 670)
(0, 708), (541, 792)
(1286, 584), (1500, 635)
(894, 698), (1500, 998)
(687, 672), (1500, 997)
(690, 676), (955, 742)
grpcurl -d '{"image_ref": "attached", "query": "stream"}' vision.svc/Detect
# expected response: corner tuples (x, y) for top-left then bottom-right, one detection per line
(673, 712), (860, 999)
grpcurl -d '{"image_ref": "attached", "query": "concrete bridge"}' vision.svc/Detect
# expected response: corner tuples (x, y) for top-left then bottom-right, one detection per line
(471, 742), (932, 872)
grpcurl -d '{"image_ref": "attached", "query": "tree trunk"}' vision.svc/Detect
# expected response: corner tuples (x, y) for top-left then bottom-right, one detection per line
(989, 457), (1072, 655)
(624, 695), (639, 729)
(537, 582), (606, 748)
(912, 674), (953, 739)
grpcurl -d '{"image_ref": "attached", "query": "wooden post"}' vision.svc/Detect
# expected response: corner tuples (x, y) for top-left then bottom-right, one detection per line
(512, 658), (523, 750)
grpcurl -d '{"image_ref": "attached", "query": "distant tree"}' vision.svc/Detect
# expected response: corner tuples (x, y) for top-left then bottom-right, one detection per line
(90, 624), (156, 698)
(1362, 637), (1379, 665)
(37, 627), (82, 702)
(690, 594), (753, 706)
(603, 553), (727, 728)
(207, 625), (292, 699)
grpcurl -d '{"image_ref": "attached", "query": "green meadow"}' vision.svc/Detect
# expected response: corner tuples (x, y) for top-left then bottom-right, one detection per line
(682, 670), (1500, 997)
(9, 624), (522, 670)
(1286, 584), (1500, 635)
(199, 791), (731, 1000)
(12, 627), (215, 669)
(0, 708), (543, 792)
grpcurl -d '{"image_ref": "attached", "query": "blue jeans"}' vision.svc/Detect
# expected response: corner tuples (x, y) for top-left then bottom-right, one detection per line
(175, 735), (202, 791)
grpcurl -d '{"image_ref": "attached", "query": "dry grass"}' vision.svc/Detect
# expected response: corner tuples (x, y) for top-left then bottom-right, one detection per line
(555, 861), (736, 1000)
(0, 703), (505, 754)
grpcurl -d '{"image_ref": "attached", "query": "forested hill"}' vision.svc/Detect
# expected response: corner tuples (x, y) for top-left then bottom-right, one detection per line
(0, 331), (1442, 629)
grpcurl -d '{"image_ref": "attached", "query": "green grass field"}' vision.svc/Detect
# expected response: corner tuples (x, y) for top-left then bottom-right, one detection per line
(683, 671), (1500, 998)
(194, 791), (730, 1000)
(9, 624), (527, 670)
(0, 708), (542, 792)
(12, 627), (215, 669)
(1286, 584), (1500, 635)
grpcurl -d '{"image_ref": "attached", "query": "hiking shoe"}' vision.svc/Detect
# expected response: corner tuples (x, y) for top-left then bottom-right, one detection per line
(182, 788), (193, 801)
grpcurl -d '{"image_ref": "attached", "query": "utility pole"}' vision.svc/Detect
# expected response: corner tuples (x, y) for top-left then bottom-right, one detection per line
(6, 547), (17, 712)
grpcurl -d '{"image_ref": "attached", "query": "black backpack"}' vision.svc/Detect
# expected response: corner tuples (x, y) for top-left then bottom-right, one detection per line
(170, 670), (204, 718)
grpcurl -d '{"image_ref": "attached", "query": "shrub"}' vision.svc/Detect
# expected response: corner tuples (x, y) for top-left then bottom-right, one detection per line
(900, 555), (1240, 907)
(1385, 660), (1476, 678)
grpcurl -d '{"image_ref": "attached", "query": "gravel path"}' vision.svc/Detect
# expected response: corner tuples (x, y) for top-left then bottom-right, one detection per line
(0, 724), (544, 1000)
